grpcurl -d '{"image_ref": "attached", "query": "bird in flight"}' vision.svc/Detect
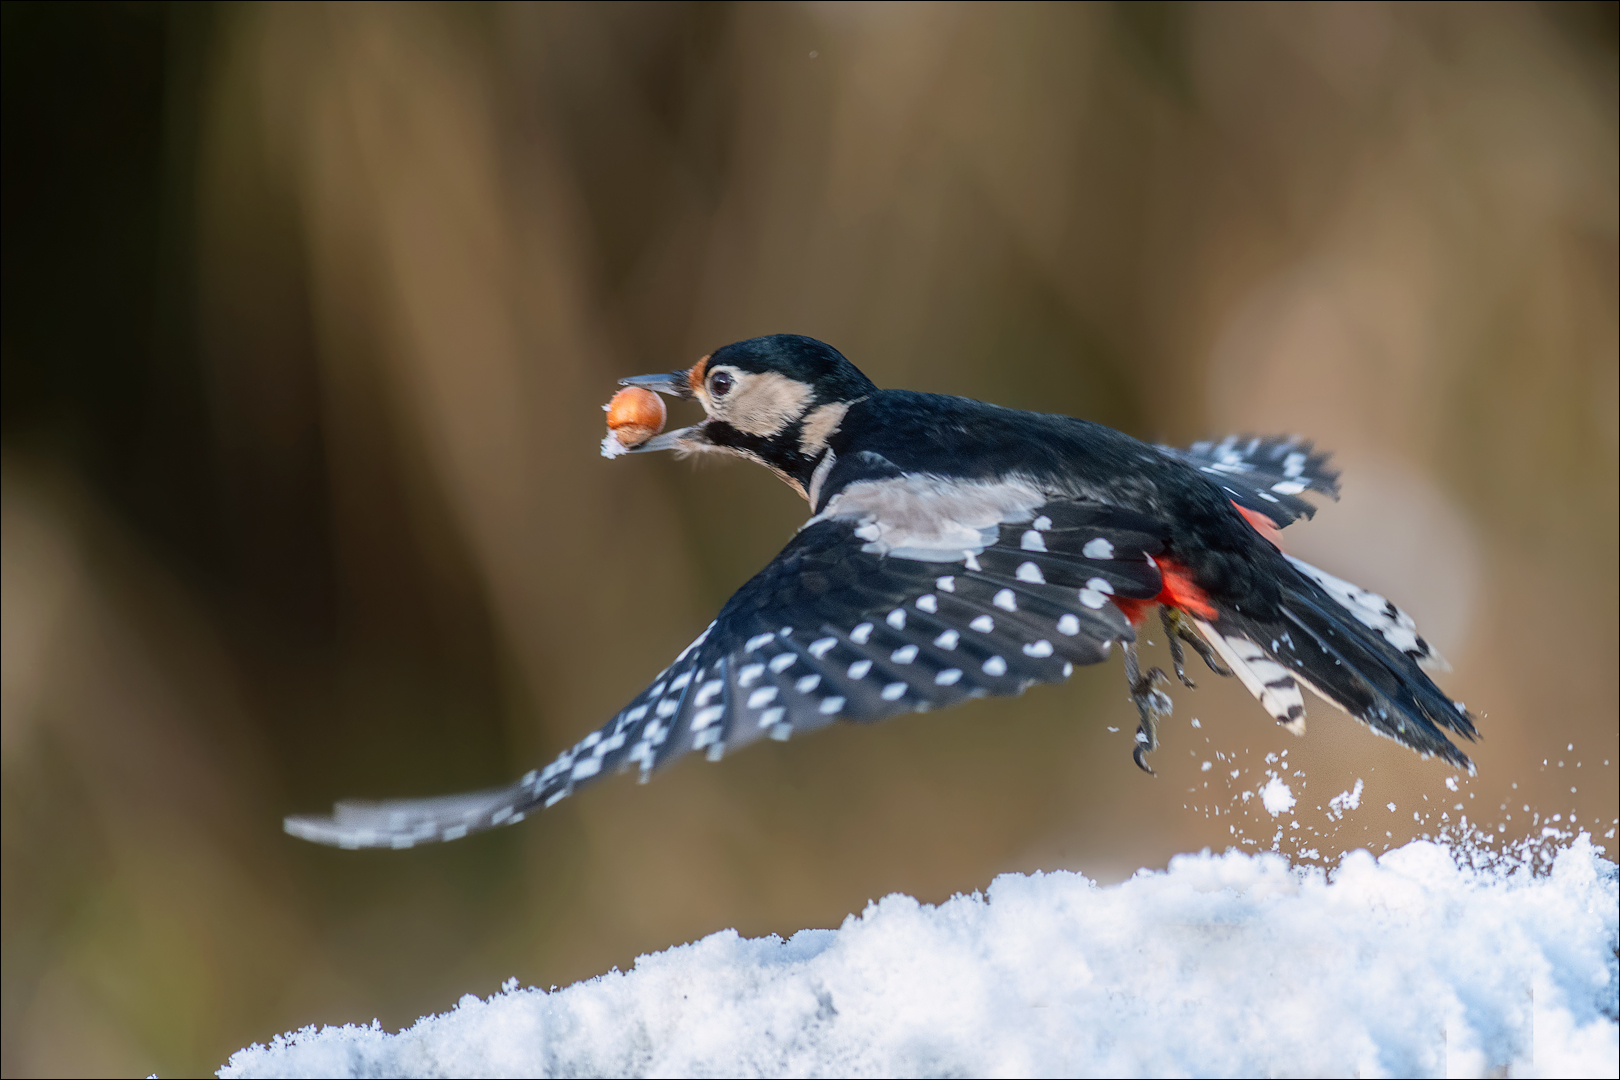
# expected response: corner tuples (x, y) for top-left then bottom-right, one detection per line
(287, 334), (1475, 849)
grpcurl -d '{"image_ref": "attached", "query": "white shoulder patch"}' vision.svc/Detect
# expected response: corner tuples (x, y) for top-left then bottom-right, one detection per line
(810, 475), (1045, 563)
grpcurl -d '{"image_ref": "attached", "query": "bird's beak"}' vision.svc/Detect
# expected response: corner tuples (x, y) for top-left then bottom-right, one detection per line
(618, 370), (692, 399)
(621, 425), (707, 454)
(613, 360), (709, 452)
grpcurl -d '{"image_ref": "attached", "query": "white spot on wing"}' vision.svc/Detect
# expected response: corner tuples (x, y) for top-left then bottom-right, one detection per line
(970, 615), (994, 633)
(994, 589), (1018, 611)
(1083, 538), (1115, 560)
(1016, 562), (1045, 583)
(982, 656), (1008, 676)
(850, 623), (874, 645)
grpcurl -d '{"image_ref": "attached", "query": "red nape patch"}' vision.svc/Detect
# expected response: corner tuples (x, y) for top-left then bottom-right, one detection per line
(1234, 503), (1285, 549)
(1111, 558), (1218, 625)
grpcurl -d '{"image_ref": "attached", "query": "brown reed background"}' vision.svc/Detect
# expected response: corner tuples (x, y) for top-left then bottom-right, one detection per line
(3, 3), (1616, 1075)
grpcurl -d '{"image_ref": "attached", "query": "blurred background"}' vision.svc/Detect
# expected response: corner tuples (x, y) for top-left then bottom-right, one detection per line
(2, 2), (1615, 1075)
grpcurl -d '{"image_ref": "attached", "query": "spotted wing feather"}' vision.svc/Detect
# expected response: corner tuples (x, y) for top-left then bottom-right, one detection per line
(282, 629), (716, 849)
(676, 503), (1162, 750)
(1159, 435), (1339, 528)
(285, 501), (1168, 848)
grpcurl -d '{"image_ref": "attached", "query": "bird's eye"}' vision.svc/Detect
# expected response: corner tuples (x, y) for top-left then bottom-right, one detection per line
(710, 370), (734, 398)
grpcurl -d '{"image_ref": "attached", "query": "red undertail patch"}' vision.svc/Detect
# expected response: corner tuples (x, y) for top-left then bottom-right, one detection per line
(1111, 557), (1218, 625)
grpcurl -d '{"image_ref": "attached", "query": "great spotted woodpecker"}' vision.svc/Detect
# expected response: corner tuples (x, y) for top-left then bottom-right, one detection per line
(287, 334), (1476, 849)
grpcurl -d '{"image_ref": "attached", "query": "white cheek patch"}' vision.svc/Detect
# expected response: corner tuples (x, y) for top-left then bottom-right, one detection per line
(719, 371), (815, 436)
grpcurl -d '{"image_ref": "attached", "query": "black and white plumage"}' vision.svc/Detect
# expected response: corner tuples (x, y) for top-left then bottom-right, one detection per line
(286, 335), (1477, 849)
(1156, 434), (1340, 529)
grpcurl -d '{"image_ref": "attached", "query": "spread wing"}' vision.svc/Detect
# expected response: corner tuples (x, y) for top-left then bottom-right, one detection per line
(1158, 435), (1339, 528)
(285, 498), (1169, 849)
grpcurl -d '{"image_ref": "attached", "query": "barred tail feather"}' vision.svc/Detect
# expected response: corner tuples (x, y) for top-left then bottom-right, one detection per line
(1282, 555), (1450, 673)
(1192, 620), (1307, 734)
(1192, 560), (1477, 772)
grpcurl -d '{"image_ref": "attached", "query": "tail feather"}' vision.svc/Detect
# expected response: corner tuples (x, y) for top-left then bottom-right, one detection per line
(1283, 555), (1450, 672)
(1192, 559), (1477, 772)
(1192, 621), (1307, 733)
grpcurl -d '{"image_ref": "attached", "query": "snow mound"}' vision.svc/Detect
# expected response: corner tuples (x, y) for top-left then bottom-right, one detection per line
(222, 834), (1618, 1079)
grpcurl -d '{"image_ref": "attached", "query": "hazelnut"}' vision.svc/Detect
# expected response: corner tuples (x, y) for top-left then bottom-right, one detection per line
(605, 386), (667, 450)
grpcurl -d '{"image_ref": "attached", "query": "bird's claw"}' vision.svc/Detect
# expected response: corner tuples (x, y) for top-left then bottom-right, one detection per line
(1160, 606), (1233, 683)
(1123, 644), (1172, 775)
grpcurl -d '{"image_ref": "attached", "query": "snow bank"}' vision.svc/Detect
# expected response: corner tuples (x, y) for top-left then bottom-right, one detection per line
(222, 833), (1618, 1079)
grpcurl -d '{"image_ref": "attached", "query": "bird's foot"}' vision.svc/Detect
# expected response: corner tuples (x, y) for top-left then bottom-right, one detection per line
(1123, 641), (1172, 775)
(1160, 606), (1233, 682)
(1159, 607), (1197, 688)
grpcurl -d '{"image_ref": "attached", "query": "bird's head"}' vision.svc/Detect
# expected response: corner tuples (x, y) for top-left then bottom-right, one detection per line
(619, 334), (876, 499)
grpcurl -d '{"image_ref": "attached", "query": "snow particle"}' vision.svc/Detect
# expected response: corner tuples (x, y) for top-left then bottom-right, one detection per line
(1260, 777), (1296, 817)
